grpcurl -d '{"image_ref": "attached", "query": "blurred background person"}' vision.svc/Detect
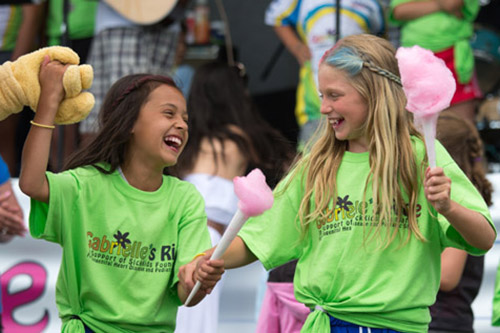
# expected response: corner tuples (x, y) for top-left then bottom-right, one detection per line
(430, 111), (493, 332)
(265, 0), (385, 147)
(390, 0), (482, 123)
(172, 61), (294, 333)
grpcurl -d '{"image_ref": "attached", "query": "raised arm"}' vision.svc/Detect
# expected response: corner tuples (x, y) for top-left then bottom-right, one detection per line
(425, 167), (496, 251)
(19, 56), (67, 203)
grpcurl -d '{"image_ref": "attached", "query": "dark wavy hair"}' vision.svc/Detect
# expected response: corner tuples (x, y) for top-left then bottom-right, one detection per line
(171, 61), (294, 186)
(64, 74), (182, 173)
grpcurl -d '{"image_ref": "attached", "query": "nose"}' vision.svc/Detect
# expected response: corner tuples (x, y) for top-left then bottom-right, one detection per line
(320, 99), (332, 115)
(175, 116), (188, 131)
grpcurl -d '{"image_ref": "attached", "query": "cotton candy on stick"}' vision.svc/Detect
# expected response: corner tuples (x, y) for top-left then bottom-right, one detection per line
(396, 45), (456, 168)
(184, 168), (274, 306)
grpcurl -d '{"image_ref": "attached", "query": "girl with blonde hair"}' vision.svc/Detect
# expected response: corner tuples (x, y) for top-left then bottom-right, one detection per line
(181, 34), (495, 332)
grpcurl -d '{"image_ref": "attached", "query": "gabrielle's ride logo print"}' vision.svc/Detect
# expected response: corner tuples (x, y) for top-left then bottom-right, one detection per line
(86, 230), (176, 273)
(317, 195), (422, 240)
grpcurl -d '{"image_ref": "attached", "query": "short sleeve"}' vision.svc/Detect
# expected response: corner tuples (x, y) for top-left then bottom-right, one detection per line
(29, 170), (80, 244)
(265, 0), (299, 27)
(238, 172), (304, 271)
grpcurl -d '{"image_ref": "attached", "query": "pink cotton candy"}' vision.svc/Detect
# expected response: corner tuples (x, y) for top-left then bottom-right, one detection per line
(396, 45), (456, 116)
(233, 168), (274, 217)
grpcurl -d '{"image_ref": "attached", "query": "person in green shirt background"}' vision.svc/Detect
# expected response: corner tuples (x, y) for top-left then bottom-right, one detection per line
(390, 0), (482, 123)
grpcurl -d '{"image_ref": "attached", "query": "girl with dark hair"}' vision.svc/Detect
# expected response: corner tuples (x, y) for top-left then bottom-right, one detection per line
(172, 61), (293, 188)
(173, 61), (293, 333)
(429, 111), (493, 332)
(18, 56), (224, 333)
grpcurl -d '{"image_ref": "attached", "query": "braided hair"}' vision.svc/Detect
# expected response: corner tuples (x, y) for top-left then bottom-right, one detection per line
(362, 59), (402, 86)
(437, 112), (493, 206)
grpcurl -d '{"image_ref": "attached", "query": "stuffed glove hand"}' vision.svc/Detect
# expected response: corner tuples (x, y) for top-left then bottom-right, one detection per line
(0, 46), (94, 124)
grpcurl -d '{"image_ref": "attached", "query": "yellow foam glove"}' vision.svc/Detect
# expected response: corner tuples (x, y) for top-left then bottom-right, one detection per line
(0, 46), (94, 124)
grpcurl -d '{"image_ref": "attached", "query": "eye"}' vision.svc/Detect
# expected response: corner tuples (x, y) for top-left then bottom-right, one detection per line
(318, 93), (323, 100)
(328, 93), (339, 100)
(163, 110), (174, 117)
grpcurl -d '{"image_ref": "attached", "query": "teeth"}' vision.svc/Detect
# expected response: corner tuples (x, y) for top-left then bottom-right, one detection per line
(165, 136), (182, 146)
(329, 119), (339, 126)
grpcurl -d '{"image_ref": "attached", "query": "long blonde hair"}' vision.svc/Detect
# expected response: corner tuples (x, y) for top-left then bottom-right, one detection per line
(288, 34), (425, 248)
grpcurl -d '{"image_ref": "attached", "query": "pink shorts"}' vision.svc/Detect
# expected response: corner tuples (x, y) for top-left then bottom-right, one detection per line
(256, 282), (310, 333)
(434, 47), (482, 105)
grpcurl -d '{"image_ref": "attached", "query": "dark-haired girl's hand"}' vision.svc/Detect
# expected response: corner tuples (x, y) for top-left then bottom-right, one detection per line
(424, 167), (452, 214)
(39, 55), (68, 106)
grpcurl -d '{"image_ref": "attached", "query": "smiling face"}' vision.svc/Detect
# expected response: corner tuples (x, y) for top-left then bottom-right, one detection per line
(129, 84), (188, 170)
(318, 64), (369, 153)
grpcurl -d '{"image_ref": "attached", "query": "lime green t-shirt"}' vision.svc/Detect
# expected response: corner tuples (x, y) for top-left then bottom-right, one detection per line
(238, 137), (494, 332)
(29, 165), (211, 333)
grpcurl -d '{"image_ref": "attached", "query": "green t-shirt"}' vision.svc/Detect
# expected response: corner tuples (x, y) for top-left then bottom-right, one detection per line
(238, 137), (494, 332)
(29, 164), (211, 333)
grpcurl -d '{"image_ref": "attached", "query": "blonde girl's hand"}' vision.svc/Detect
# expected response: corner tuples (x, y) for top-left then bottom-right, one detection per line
(425, 167), (452, 214)
(39, 55), (69, 105)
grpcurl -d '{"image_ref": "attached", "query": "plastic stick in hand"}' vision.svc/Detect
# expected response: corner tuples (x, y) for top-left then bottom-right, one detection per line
(184, 169), (274, 306)
(396, 45), (456, 168)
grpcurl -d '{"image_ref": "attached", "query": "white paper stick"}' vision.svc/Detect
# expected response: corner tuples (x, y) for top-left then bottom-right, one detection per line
(184, 209), (247, 306)
(422, 113), (439, 169)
